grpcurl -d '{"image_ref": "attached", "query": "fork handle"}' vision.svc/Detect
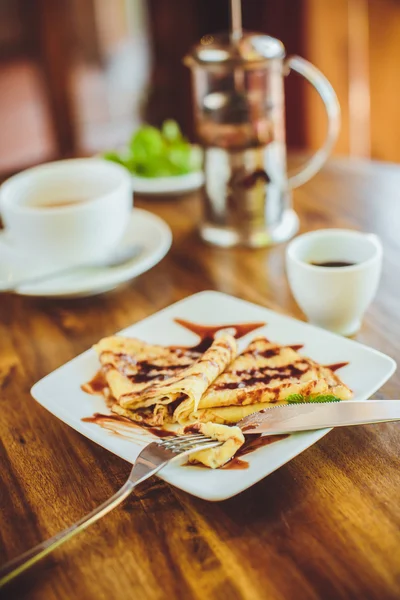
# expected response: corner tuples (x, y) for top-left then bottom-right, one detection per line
(0, 479), (135, 588)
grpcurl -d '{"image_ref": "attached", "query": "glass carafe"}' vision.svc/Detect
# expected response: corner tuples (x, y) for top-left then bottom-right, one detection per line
(185, 33), (340, 247)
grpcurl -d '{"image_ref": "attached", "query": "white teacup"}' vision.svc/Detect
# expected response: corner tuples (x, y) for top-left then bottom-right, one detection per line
(286, 229), (383, 336)
(0, 158), (132, 269)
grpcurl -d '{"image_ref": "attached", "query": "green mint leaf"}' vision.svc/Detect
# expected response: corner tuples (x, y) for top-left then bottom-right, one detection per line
(286, 393), (341, 404)
(286, 394), (306, 404)
(307, 395), (341, 403)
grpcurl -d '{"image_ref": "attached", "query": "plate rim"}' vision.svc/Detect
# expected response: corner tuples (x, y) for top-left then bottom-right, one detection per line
(131, 171), (204, 195)
(31, 290), (397, 500)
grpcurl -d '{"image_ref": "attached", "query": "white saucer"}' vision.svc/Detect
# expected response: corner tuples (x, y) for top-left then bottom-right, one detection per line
(131, 171), (204, 195)
(0, 209), (172, 298)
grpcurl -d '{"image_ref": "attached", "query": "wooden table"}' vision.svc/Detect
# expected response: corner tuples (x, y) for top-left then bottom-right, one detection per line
(1, 158), (400, 600)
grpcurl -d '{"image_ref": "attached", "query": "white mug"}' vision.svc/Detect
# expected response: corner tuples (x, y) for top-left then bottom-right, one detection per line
(286, 229), (383, 336)
(0, 159), (132, 269)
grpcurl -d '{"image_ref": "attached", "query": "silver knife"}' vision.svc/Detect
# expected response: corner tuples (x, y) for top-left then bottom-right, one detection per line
(237, 400), (400, 435)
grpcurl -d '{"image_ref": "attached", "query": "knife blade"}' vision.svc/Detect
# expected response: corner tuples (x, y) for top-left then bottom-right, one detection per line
(237, 400), (400, 435)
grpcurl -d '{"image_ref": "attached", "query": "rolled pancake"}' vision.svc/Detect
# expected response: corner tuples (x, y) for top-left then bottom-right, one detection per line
(175, 337), (352, 423)
(186, 423), (245, 469)
(93, 335), (202, 404)
(119, 333), (237, 411)
(112, 403), (171, 427)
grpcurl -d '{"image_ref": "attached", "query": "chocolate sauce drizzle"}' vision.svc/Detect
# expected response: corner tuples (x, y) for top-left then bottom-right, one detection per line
(236, 433), (289, 456)
(173, 318), (266, 353)
(214, 361), (309, 391)
(81, 370), (109, 395)
(82, 412), (137, 427)
(87, 319), (267, 390)
(82, 413), (176, 439)
(325, 362), (349, 372)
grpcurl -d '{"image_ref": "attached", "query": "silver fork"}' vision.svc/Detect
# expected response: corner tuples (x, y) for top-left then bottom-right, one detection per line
(0, 433), (220, 588)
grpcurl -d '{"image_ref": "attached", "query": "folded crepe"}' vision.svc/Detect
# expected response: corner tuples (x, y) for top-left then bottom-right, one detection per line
(112, 403), (171, 427)
(174, 337), (352, 424)
(185, 422), (245, 469)
(85, 332), (352, 468)
(186, 401), (288, 425)
(90, 335), (204, 425)
(118, 332), (237, 411)
(91, 332), (237, 421)
(94, 335), (202, 400)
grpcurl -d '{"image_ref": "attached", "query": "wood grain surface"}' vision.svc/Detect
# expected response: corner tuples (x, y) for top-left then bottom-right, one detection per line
(1, 158), (400, 600)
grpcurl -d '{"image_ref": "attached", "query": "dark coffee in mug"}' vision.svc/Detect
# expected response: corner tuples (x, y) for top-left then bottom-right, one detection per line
(310, 261), (356, 268)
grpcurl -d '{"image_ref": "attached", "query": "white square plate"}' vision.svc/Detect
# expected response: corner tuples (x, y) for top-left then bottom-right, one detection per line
(31, 291), (396, 501)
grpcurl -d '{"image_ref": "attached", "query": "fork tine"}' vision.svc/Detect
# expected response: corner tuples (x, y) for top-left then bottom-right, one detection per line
(160, 434), (207, 447)
(164, 435), (204, 443)
(169, 438), (214, 450)
(173, 436), (214, 446)
(175, 434), (207, 441)
(174, 433), (206, 441)
(182, 441), (221, 454)
(165, 440), (218, 454)
(157, 432), (222, 455)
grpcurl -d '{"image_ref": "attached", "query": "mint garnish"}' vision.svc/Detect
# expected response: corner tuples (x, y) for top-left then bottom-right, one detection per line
(286, 394), (341, 404)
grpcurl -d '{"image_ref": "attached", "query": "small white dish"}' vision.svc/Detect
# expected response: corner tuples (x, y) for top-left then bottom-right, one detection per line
(31, 291), (396, 501)
(131, 171), (204, 196)
(0, 208), (172, 298)
(286, 229), (383, 336)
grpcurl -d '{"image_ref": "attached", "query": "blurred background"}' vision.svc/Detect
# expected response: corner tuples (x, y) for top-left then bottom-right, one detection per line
(0, 0), (399, 176)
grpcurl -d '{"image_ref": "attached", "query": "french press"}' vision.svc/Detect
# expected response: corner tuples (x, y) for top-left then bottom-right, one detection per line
(185, 0), (340, 247)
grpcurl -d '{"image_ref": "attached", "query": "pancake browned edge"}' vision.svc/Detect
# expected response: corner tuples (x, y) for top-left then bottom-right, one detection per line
(175, 337), (352, 425)
(91, 333), (237, 428)
(84, 334), (352, 468)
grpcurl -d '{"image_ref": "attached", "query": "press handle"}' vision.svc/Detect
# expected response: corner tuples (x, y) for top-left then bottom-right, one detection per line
(285, 55), (341, 189)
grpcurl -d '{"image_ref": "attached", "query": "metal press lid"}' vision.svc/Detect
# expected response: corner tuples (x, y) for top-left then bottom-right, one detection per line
(185, 31), (285, 68)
